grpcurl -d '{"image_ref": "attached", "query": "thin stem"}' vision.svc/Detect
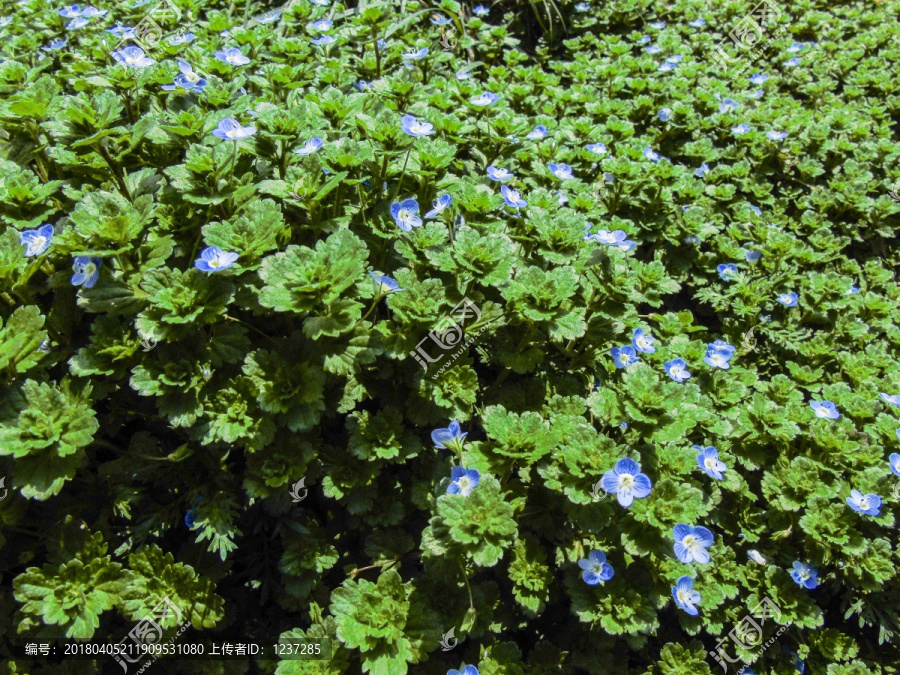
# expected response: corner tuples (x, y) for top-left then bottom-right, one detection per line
(390, 146), (413, 203)
(350, 558), (400, 579)
(224, 314), (278, 344)
(457, 558), (474, 610)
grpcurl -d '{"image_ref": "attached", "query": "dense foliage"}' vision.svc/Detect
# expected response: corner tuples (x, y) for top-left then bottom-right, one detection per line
(1, 0), (899, 672)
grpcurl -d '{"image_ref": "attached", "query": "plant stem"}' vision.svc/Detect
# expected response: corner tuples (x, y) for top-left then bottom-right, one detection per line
(457, 558), (474, 610)
(390, 146), (413, 203)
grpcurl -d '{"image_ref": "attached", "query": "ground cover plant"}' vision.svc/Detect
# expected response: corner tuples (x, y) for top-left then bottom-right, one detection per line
(0, 0), (899, 672)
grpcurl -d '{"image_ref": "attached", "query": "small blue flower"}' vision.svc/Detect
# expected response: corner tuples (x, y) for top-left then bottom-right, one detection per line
(846, 489), (882, 517)
(747, 90), (765, 99)
(673, 524), (714, 564)
(448, 666), (478, 675)
(391, 198), (422, 231)
(80, 6), (106, 16)
(424, 194), (452, 219)
(169, 31), (195, 45)
(889, 453), (900, 477)
(212, 117), (256, 140)
(643, 147), (660, 162)
(672, 576), (701, 615)
(111, 45), (155, 68)
(744, 246), (762, 262)
(557, 190), (568, 206)
(601, 458), (652, 507)
(658, 61), (676, 72)
(161, 60), (207, 92)
(645, 45), (662, 55)
(185, 497), (202, 527)
(709, 340), (735, 356)
(767, 130), (788, 141)
(106, 25), (136, 38)
(59, 4), (83, 17)
(501, 185), (527, 208)
(578, 550), (614, 585)
(586, 142), (607, 155)
(254, 9), (281, 24)
(310, 19), (333, 30)
(432, 420), (467, 449)
(20, 224), (54, 257)
(637, 35), (651, 45)
(473, 5), (489, 16)
(732, 123), (751, 135)
(548, 163), (573, 180)
(785, 57), (801, 67)
(214, 47), (250, 65)
(810, 400), (840, 420)
(750, 204), (762, 216)
(777, 292), (799, 307)
(42, 38), (68, 51)
(665, 54), (683, 64)
(719, 98), (739, 113)
(526, 125), (548, 140)
(470, 91), (500, 106)
(664, 358), (691, 383)
(750, 72), (769, 85)
(71, 256), (102, 288)
(880, 393), (900, 407)
(486, 166), (514, 182)
(369, 271), (402, 294)
(610, 345), (639, 369)
(704, 344), (733, 370)
(632, 328), (656, 354)
(786, 42), (806, 53)
(689, 18), (706, 27)
(846, 283), (860, 295)
(586, 229), (628, 245)
(66, 16), (89, 28)
(401, 115), (435, 137)
(195, 246), (238, 272)
(311, 0), (330, 5)
(430, 14), (452, 25)
(456, 70), (473, 80)
(402, 47), (429, 60)
(649, 20), (666, 29)
(683, 236), (700, 245)
(0, 16), (10, 27)
(658, 107), (672, 121)
(694, 163), (710, 178)
(717, 263), (738, 281)
(695, 445), (726, 480)
(447, 466), (480, 496)
(295, 137), (324, 156)
(790, 561), (818, 589)
(312, 35), (336, 45)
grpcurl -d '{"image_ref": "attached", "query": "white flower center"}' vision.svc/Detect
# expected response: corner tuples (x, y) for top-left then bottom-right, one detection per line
(677, 589), (691, 604)
(32, 235), (47, 250)
(705, 458), (714, 469)
(683, 535), (696, 548)
(858, 497), (869, 509)
(619, 474), (634, 489)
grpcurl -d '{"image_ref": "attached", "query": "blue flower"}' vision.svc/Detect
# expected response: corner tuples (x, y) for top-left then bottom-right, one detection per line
(71, 256), (102, 288)
(649, 20), (666, 29)
(19, 224), (54, 257)
(846, 489), (882, 517)
(578, 550), (614, 585)
(42, 39), (68, 51)
(747, 90), (765, 99)
(401, 115), (435, 137)
(719, 98), (739, 113)
(473, 5), (489, 16)
(704, 341), (734, 369)
(214, 47), (250, 65)
(66, 15), (89, 28)
(161, 60), (207, 92)
(889, 453), (900, 477)
(391, 198), (422, 231)
(683, 236), (700, 245)
(526, 124), (548, 140)
(610, 345), (638, 369)
(810, 400), (840, 419)
(637, 35), (651, 45)
(311, 0), (330, 5)
(790, 561), (818, 589)
(486, 166), (514, 182)
(447, 466), (480, 496)
(369, 271), (402, 294)
(786, 42), (806, 53)
(709, 339), (736, 356)
(586, 142), (607, 155)
(58, 4), (83, 17)
(785, 57), (801, 67)
(448, 666), (478, 675)
(672, 576), (701, 615)
(353, 80), (370, 91)
(456, 70), (473, 80)
(777, 292), (799, 307)
(111, 46), (155, 68)
(80, 5), (106, 16)
(689, 18), (706, 27)
(430, 14), (451, 25)
(673, 524), (714, 564)
(658, 107), (672, 122)
(880, 393), (900, 406)
(695, 445), (726, 480)
(732, 123), (751, 135)
(557, 190), (568, 206)
(548, 163), (573, 180)
(586, 229), (627, 245)
(645, 45), (662, 55)
(106, 25), (136, 38)
(750, 204), (762, 216)
(402, 47), (429, 60)
(312, 35), (336, 45)
(212, 117), (256, 140)
(632, 328), (656, 354)
(169, 31), (195, 45)
(500, 185), (527, 208)
(295, 137), (324, 156)
(664, 358), (691, 383)
(665, 54), (683, 64)
(184, 497), (202, 527)
(310, 19), (333, 30)
(195, 246), (238, 272)
(658, 62), (676, 72)
(643, 147), (660, 162)
(470, 91), (500, 106)
(750, 72), (769, 84)
(432, 420), (467, 449)
(717, 263), (738, 281)
(767, 130), (788, 141)
(601, 458), (652, 507)
(846, 283), (859, 295)
(254, 9), (281, 24)
(424, 194), (452, 219)
(694, 163), (710, 178)
(575, 2), (590, 10)
(744, 245), (762, 262)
